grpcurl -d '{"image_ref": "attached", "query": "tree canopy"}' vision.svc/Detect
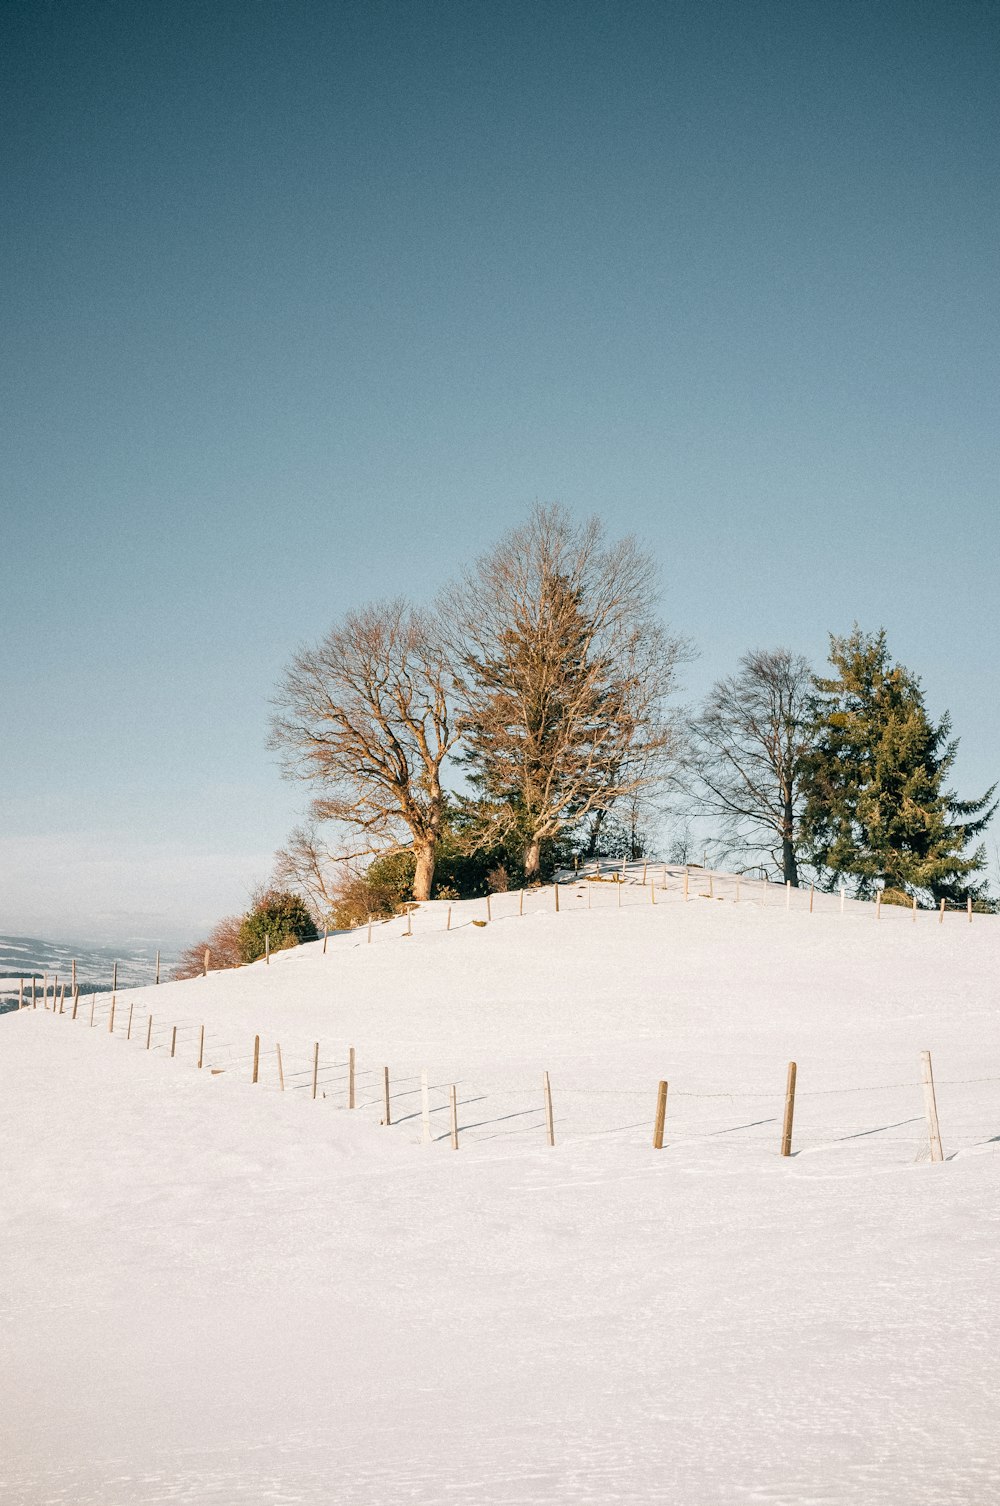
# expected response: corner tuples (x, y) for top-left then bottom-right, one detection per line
(802, 627), (996, 903)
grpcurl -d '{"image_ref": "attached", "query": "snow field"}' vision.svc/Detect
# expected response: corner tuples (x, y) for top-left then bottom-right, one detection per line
(2, 868), (999, 1504)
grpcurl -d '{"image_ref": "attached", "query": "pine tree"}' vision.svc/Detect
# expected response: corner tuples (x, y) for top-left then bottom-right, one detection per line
(802, 627), (996, 903)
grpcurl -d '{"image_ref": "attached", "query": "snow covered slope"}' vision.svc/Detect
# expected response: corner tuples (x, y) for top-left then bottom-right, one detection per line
(3, 870), (998, 1505)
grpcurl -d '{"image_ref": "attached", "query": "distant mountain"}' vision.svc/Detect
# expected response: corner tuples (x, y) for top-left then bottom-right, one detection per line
(0, 934), (174, 1014)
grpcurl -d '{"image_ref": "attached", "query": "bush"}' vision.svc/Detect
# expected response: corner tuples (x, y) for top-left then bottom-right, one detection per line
(173, 914), (244, 979)
(237, 889), (319, 963)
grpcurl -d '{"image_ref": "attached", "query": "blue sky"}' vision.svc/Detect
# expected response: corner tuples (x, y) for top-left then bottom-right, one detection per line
(2, 0), (997, 945)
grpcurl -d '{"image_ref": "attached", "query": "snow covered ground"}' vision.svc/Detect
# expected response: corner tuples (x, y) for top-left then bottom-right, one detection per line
(0, 934), (164, 1014)
(3, 870), (998, 1504)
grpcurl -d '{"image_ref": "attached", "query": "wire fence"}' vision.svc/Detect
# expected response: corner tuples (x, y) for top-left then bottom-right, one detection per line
(9, 862), (998, 1164)
(20, 982), (1000, 1165)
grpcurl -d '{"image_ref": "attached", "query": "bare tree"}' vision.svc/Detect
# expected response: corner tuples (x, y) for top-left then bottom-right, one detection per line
(269, 600), (459, 902)
(173, 913), (244, 980)
(444, 505), (688, 880)
(681, 648), (813, 884)
(272, 822), (340, 924)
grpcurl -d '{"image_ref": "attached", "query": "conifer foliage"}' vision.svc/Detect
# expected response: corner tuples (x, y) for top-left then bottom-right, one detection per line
(802, 627), (996, 903)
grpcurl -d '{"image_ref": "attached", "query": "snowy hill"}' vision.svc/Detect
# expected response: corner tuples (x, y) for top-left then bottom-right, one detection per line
(3, 867), (998, 1505)
(0, 932), (166, 1014)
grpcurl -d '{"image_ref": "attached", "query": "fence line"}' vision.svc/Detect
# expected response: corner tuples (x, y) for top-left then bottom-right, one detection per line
(26, 998), (1000, 1166)
(9, 862), (988, 1017)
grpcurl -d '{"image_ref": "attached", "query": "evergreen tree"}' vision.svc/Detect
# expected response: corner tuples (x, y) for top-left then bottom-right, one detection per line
(802, 627), (996, 903)
(236, 889), (319, 964)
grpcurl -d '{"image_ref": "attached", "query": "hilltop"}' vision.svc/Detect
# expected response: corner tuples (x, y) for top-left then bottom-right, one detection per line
(3, 868), (998, 1505)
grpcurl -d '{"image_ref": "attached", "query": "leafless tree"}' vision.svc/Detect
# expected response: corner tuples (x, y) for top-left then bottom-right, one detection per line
(680, 648), (814, 885)
(272, 822), (340, 924)
(444, 504), (689, 880)
(269, 600), (459, 902)
(173, 913), (244, 980)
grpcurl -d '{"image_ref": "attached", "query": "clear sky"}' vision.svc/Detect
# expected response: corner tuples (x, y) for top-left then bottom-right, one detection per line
(2, 0), (997, 947)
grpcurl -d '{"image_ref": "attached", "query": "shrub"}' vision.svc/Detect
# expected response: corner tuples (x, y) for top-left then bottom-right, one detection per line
(173, 914), (244, 979)
(236, 889), (319, 963)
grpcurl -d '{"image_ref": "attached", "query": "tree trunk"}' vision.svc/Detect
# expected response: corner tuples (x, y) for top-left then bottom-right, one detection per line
(782, 833), (799, 887)
(412, 841), (435, 902)
(524, 837), (542, 882)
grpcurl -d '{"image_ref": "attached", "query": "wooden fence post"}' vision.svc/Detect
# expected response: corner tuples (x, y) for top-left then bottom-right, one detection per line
(382, 1066), (391, 1124)
(89, 992), (96, 1027)
(447, 905), (452, 931)
(486, 894), (492, 922)
(876, 891), (882, 920)
(554, 883), (559, 913)
(204, 948), (210, 977)
(43, 972), (48, 1009)
(31, 975), (36, 1008)
(265, 934), (270, 964)
(912, 894), (917, 921)
(146, 1015), (153, 1049)
(809, 884), (814, 913)
(108, 994), (116, 1034)
(406, 908), (412, 937)
(785, 881), (791, 911)
(617, 880), (622, 909)
(323, 928), (328, 953)
(519, 888), (524, 916)
(170, 1025), (177, 1058)
(653, 1080), (668, 1149)
(450, 1084), (459, 1150)
(58, 984), (65, 1014)
(276, 1042), (284, 1089)
(348, 1046), (356, 1108)
(155, 950), (160, 985)
(968, 897), (973, 924)
(641, 862), (647, 885)
(312, 1042), (319, 1100)
(939, 898), (945, 925)
(709, 874), (714, 899)
(71, 958), (76, 992)
(126, 1000), (134, 1040)
(252, 1034), (260, 1084)
(920, 1050), (944, 1162)
(781, 1061), (797, 1156)
(71, 985), (79, 1020)
(18, 978), (23, 1009)
(421, 1069), (431, 1145)
(112, 961), (117, 993)
(683, 869), (689, 902)
(651, 881), (656, 905)
(198, 1025), (205, 1070)
(543, 1071), (555, 1147)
